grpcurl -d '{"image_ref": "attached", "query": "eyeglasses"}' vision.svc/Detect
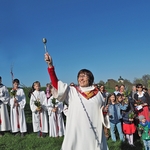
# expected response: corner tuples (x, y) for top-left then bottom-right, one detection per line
(78, 74), (88, 78)
(137, 87), (142, 88)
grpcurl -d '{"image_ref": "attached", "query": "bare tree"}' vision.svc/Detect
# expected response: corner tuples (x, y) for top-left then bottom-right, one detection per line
(133, 78), (144, 85)
(142, 74), (150, 87)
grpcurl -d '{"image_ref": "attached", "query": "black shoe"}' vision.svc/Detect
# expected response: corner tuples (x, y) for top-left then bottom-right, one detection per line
(130, 144), (135, 147)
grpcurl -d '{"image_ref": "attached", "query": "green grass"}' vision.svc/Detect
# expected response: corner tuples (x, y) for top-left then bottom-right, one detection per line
(0, 132), (63, 150)
(107, 137), (144, 150)
(0, 88), (145, 150)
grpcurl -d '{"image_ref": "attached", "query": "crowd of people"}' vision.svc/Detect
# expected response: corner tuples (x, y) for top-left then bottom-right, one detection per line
(0, 52), (150, 150)
(0, 77), (65, 138)
(96, 83), (150, 150)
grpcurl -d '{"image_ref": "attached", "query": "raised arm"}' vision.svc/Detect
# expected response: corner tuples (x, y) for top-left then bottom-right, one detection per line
(45, 53), (58, 90)
(44, 53), (68, 102)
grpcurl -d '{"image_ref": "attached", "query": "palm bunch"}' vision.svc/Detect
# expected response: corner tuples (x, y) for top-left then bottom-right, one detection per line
(10, 89), (17, 98)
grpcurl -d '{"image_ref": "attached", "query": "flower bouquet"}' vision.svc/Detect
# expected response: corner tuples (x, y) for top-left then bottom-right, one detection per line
(50, 98), (58, 116)
(135, 99), (143, 110)
(136, 99), (143, 105)
(123, 90), (130, 104)
(34, 98), (41, 109)
(52, 98), (58, 108)
(10, 89), (17, 98)
(138, 125), (144, 136)
(128, 111), (135, 119)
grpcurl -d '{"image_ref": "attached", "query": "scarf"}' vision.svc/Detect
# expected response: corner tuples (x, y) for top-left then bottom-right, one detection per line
(75, 86), (99, 100)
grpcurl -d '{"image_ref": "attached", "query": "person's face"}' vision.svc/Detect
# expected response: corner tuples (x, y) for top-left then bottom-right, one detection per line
(137, 86), (143, 92)
(100, 86), (104, 92)
(141, 118), (146, 123)
(132, 86), (136, 92)
(34, 83), (40, 91)
(110, 95), (115, 102)
(13, 82), (19, 89)
(117, 96), (123, 102)
(78, 73), (89, 87)
(120, 86), (125, 92)
(115, 86), (119, 91)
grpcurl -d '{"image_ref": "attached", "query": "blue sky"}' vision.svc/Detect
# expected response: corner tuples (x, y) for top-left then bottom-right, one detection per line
(0, 0), (150, 87)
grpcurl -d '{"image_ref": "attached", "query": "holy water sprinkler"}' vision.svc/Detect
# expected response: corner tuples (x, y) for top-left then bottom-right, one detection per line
(42, 38), (48, 53)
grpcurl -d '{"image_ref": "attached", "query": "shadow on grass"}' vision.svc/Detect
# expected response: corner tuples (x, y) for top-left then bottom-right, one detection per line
(107, 130), (144, 150)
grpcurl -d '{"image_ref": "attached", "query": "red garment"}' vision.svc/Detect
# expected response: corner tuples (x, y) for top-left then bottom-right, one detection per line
(137, 105), (150, 121)
(123, 123), (136, 134)
(48, 67), (58, 90)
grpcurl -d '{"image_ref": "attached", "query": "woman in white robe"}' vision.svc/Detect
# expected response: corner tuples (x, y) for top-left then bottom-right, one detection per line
(30, 81), (48, 137)
(0, 77), (11, 135)
(46, 96), (65, 137)
(9, 79), (27, 136)
(44, 53), (110, 150)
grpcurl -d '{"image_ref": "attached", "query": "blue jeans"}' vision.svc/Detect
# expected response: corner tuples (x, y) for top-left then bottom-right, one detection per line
(110, 121), (124, 141)
(143, 140), (150, 150)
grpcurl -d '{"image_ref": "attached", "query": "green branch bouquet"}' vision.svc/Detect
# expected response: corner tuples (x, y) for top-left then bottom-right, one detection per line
(52, 98), (58, 108)
(10, 89), (17, 98)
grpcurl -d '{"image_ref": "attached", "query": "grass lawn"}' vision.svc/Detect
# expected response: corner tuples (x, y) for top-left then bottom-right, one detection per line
(0, 88), (145, 150)
(0, 132), (144, 150)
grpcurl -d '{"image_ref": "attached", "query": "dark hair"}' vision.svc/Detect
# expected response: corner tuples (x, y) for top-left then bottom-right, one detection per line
(28, 81), (41, 98)
(0, 76), (1, 80)
(136, 83), (143, 88)
(143, 87), (148, 91)
(119, 84), (125, 88)
(46, 83), (52, 89)
(70, 82), (75, 86)
(13, 79), (20, 84)
(107, 93), (116, 104)
(33, 81), (41, 88)
(77, 69), (94, 86)
(28, 83), (35, 98)
(116, 93), (122, 97)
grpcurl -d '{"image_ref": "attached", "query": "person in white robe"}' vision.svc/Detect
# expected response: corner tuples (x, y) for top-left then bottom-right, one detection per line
(30, 81), (48, 137)
(63, 104), (68, 117)
(9, 79), (27, 137)
(0, 76), (11, 136)
(46, 95), (65, 137)
(44, 53), (110, 150)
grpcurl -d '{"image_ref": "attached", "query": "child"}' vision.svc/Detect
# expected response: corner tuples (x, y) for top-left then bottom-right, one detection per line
(9, 79), (27, 137)
(122, 102), (136, 147)
(0, 76), (11, 136)
(138, 115), (150, 150)
(47, 95), (65, 137)
(45, 83), (52, 100)
(30, 81), (48, 137)
(108, 93), (128, 141)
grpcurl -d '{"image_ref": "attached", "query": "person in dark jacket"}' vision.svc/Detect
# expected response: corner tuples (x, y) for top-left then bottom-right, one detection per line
(134, 83), (150, 121)
(122, 102), (136, 147)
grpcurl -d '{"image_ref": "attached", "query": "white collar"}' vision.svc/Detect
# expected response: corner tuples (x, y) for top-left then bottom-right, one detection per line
(79, 86), (95, 92)
(137, 91), (144, 97)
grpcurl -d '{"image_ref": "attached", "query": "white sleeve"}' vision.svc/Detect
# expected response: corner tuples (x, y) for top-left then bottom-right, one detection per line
(30, 94), (37, 112)
(18, 89), (26, 109)
(0, 86), (10, 104)
(51, 81), (69, 102)
(41, 91), (48, 111)
(57, 102), (64, 114)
